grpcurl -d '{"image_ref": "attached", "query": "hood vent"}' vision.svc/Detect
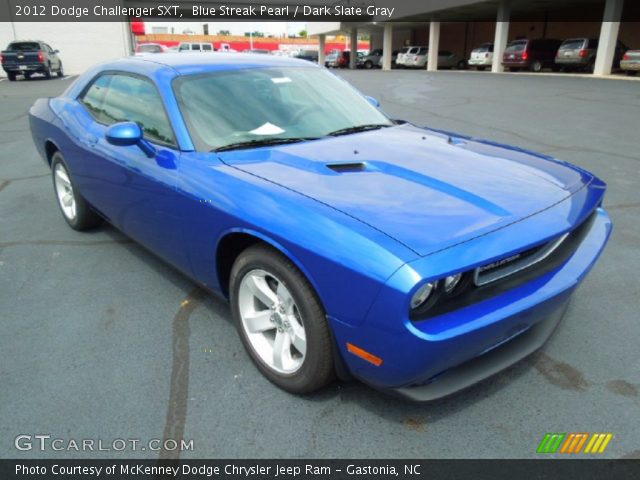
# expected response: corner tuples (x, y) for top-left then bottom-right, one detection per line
(326, 162), (367, 173)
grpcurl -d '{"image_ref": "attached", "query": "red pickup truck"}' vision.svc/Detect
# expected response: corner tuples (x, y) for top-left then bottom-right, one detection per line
(1, 41), (63, 81)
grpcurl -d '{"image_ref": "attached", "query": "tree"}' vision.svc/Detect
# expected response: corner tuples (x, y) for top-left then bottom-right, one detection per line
(218, 29), (231, 36)
(299, 29), (307, 38)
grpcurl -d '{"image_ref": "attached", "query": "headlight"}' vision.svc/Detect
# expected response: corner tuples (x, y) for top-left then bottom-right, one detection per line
(410, 281), (436, 309)
(444, 273), (462, 293)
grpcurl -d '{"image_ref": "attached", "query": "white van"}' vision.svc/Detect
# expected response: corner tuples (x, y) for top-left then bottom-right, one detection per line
(178, 42), (215, 52)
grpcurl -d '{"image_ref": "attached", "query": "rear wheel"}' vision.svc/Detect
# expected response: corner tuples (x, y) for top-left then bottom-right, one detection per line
(477, 66), (486, 71)
(44, 63), (53, 79)
(7, 72), (16, 81)
(230, 244), (334, 394)
(24, 73), (31, 80)
(530, 60), (543, 72)
(457, 60), (468, 70)
(57, 62), (64, 78)
(51, 152), (102, 231)
(364, 60), (373, 69)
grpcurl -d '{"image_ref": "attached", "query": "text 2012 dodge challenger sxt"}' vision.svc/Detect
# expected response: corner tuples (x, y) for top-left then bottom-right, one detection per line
(29, 54), (611, 400)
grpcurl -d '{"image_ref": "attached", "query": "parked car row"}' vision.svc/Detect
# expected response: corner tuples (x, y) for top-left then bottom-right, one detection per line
(335, 39), (636, 75)
(468, 38), (631, 73)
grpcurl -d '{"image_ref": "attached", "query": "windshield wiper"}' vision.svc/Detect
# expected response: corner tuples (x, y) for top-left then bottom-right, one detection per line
(213, 137), (320, 152)
(325, 124), (391, 137)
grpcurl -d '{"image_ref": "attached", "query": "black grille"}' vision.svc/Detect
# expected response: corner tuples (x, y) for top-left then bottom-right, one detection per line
(411, 210), (597, 322)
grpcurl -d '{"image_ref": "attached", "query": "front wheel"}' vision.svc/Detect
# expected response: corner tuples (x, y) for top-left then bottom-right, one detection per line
(230, 244), (334, 394)
(57, 62), (64, 78)
(51, 152), (102, 230)
(7, 72), (16, 81)
(457, 60), (468, 70)
(364, 60), (373, 69)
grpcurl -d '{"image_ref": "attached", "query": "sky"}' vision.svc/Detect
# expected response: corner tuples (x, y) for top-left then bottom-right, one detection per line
(146, 22), (308, 37)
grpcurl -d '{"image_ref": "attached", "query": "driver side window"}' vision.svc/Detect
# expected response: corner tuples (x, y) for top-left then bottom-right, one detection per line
(80, 73), (176, 147)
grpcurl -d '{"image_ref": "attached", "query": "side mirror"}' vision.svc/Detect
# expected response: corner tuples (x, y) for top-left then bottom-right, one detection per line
(364, 95), (380, 108)
(54, 49), (60, 53)
(105, 122), (155, 157)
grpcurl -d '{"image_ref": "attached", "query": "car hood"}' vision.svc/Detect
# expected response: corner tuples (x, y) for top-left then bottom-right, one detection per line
(218, 124), (592, 256)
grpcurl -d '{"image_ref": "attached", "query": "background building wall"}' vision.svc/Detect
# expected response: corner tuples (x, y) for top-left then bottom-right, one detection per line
(0, 22), (131, 75)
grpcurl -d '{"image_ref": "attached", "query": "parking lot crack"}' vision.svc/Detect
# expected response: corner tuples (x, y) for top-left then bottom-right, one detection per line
(158, 287), (207, 460)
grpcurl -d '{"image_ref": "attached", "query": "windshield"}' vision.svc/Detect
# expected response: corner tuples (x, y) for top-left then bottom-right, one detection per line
(174, 67), (392, 152)
(506, 41), (527, 53)
(474, 44), (493, 53)
(560, 39), (585, 50)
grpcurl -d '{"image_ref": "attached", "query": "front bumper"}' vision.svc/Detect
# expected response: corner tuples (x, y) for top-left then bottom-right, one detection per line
(331, 207), (611, 400)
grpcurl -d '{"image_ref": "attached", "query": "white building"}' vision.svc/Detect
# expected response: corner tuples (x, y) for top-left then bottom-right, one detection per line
(0, 22), (132, 75)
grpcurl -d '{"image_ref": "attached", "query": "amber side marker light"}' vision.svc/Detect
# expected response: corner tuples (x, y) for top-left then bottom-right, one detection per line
(346, 343), (383, 366)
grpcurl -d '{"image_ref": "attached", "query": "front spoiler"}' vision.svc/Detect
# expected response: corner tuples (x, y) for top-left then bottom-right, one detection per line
(390, 296), (569, 401)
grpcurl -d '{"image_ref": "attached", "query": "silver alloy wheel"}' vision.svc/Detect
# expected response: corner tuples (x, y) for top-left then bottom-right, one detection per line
(54, 163), (76, 221)
(238, 269), (307, 374)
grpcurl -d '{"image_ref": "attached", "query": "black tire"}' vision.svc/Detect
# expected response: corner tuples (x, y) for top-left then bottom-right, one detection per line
(364, 60), (373, 69)
(24, 73), (31, 80)
(626, 70), (637, 76)
(477, 66), (485, 71)
(530, 60), (543, 72)
(509, 67), (519, 72)
(457, 60), (468, 70)
(57, 62), (64, 78)
(7, 72), (16, 81)
(44, 63), (53, 79)
(51, 152), (102, 231)
(230, 244), (335, 394)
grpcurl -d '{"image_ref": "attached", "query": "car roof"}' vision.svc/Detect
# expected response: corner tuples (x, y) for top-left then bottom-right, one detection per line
(98, 52), (317, 76)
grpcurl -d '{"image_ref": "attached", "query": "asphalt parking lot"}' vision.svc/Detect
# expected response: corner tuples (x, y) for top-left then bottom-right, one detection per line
(1, 71), (639, 460)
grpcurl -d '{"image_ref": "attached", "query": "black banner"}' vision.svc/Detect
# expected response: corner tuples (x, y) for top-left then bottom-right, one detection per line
(1, 0), (640, 22)
(1, 459), (640, 480)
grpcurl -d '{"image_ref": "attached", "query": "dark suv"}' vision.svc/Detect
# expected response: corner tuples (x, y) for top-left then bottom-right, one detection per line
(555, 38), (628, 73)
(502, 38), (562, 72)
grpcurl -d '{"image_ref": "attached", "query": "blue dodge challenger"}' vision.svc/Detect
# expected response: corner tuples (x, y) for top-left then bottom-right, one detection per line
(29, 53), (611, 400)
